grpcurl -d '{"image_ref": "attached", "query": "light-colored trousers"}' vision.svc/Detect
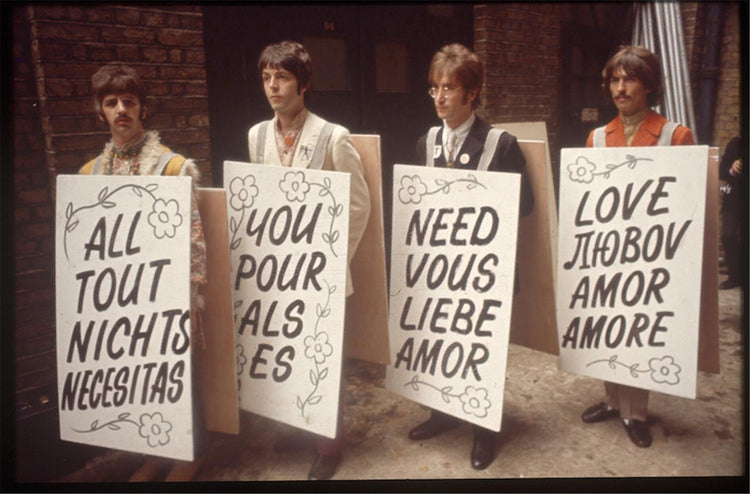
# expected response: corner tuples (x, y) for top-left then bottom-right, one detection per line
(604, 381), (649, 421)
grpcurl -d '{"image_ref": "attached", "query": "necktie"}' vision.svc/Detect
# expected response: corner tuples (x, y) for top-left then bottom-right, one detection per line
(446, 131), (457, 166)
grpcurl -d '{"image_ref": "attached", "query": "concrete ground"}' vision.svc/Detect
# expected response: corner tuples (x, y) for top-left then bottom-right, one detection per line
(49, 277), (746, 490)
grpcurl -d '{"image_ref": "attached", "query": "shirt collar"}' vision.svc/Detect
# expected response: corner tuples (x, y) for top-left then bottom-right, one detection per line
(443, 112), (475, 144)
(274, 107), (308, 134)
(608, 110), (662, 138)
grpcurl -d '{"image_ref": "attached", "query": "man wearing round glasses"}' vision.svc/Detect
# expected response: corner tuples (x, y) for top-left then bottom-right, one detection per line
(411, 43), (534, 470)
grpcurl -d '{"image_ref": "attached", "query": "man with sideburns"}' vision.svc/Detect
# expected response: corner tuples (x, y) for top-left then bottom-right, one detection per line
(247, 40), (370, 481)
(409, 42), (534, 471)
(581, 45), (695, 448)
(79, 62), (208, 480)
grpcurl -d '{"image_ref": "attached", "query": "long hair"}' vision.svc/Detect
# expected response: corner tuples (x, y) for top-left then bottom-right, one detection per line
(91, 63), (147, 117)
(428, 43), (484, 109)
(257, 41), (312, 94)
(601, 45), (663, 107)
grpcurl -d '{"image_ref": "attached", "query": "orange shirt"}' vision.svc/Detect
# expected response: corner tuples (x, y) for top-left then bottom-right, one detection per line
(586, 110), (695, 147)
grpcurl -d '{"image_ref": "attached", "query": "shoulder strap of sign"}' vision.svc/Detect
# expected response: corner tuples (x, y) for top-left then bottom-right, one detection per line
(255, 120), (270, 162)
(425, 126), (440, 167)
(658, 121), (678, 146)
(592, 126), (606, 147)
(307, 122), (335, 170)
(91, 156), (104, 174)
(155, 152), (180, 176)
(477, 128), (506, 172)
(163, 154), (187, 176)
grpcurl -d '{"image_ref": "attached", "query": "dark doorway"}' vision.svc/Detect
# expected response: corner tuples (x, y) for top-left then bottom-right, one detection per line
(202, 4), (473, 270)
(558, 4), (634, 150)
(202, 4), (473, 183)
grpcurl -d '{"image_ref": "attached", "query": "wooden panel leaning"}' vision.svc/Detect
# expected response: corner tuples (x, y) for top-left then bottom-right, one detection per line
(698, 148), (719, 373)
(196, 187), (240, 434)
(494, 121), (559, 355)
(345, 135), (390, 364)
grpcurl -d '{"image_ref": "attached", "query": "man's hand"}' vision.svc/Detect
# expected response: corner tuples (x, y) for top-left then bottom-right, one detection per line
(730, 159), (742, 176)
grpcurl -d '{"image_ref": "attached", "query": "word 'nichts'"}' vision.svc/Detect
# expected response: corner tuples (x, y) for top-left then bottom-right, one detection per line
(66, 309), (190, 363)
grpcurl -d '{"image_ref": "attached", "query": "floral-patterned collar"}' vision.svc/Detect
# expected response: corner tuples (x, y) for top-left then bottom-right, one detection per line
(100, 130), (164, 176)
(274, 108), (309, 167)
(111, 131), (148, 159)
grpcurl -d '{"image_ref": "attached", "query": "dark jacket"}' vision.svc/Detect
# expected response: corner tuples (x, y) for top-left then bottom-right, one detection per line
(416, 116), (534, 217)
(719, 136), (744, 210)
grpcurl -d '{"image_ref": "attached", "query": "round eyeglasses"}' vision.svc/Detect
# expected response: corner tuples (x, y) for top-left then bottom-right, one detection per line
(428, 85), (462, 98)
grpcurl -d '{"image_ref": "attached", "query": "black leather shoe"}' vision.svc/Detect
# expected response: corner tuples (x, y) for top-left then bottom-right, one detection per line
(307, 453), (340, 481)
(470, 428), (496, 470)
(581, 402), (619, 423)
(408, 414), (460, 441)
(622, 419), (652, 448)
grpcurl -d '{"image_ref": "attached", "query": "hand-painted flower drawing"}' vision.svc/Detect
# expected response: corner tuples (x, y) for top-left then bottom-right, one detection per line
(137, 412), (173, 448)
(398, 175), (428, 204)
(280, 171), (310, 202)
(236, 344), (247, 375)
(648, 355), (681, 385)
(458, 386), (492, 418)
(567, 157), (596, 184)
(147, 198), (183, 239)
(229, 175), (259, 211)
(304, 332), (334, 365)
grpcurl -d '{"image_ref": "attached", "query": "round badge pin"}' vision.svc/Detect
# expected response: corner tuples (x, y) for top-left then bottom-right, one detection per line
(459, 153), (470, 165)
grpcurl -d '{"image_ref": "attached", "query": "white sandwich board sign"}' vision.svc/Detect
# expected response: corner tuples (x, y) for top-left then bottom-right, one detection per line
(224, 161), (350, 439)
(385, 164), (520, 432)
(55, 175), (194, 461)
(556, 146), (709, 399)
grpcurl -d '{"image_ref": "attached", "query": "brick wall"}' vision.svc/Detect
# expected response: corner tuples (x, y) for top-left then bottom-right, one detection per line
(713, 2), (742, 154)
(681, 2), (707, 130)
(473, 3), (562, 166)
(26, 4), (212, 177)
(681, 2), (741, 154)
(12, 4), (212, 417)
(475, 2), (742, 165)
(12, 5), (58, 419)
(10, 2), (743, 420)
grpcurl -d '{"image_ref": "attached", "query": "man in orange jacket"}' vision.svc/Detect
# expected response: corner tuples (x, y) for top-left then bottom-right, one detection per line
(586, 46), (694, 148)
(581, 45), (695, 448)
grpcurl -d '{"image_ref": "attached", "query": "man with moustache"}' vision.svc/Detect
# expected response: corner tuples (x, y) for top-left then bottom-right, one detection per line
(80, 63), (206, 313)
(79, 63), (208, 479)
(581, 45), (695, 448)
(409, 43), (534, 471)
